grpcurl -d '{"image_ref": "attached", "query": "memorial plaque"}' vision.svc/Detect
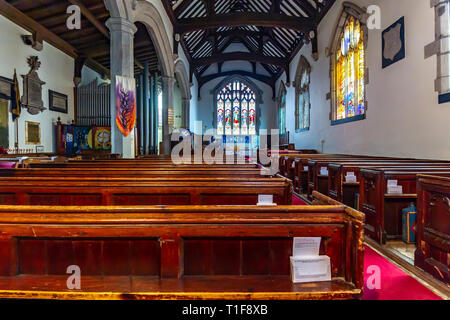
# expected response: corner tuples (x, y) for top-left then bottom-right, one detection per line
(25, 121), (41, 145)
(21, 56), (46, 115)
(49, 90), (68, 113)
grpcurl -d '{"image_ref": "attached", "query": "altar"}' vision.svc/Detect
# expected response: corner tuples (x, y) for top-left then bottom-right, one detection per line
(216, 135), (259, 156)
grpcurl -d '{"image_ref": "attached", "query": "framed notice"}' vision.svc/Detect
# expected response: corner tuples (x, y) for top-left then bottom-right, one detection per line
(49, 90), (68, 114)
(25, 121), (41, 145)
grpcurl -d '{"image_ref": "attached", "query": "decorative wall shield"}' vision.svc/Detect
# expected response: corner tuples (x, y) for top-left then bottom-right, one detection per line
(21, 56), (46, 114)
(115, 76), (136, 137)
(382, 17), (405, 68)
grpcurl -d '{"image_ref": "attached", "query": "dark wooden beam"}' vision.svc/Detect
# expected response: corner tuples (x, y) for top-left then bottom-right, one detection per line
(270, 0), (281, 14)
(174, 0), (195, 18)
(68, 0), (110, 39)
(292, 0), (316, 17)
(198, 70), (275, 91)
(176, 13), (316, 34)
(0, 0), (77, 57)
(193, 52), (287, 69)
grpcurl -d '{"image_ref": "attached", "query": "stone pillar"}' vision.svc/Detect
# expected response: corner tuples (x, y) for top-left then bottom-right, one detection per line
(143, 62), (150, 155)
(106, 17), (137, 158)
(427, 0), (450, 98)
(181, 98), (190, 128)
(138, 73), (144, 155)
(161, 76), (175, 155)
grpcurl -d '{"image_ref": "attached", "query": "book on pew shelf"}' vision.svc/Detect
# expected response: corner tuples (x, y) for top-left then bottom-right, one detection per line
(387, 185), (403, 194)
(320, 167), (328, 176)
(387, 180), (403, 194)
(257, 194), (277, 206)
(290, 237), (331, 283)
(345, 172), (357, 183)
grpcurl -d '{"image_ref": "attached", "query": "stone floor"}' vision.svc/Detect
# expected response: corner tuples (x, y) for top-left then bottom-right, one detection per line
(385, 240), (416, 264)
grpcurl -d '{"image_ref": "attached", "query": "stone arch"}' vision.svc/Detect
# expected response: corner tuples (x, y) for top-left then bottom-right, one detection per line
(174, 59), (191, 128)
(327, 2), (368, 56)
(174, 60), (191, 99)
(133, 0), (175, 77)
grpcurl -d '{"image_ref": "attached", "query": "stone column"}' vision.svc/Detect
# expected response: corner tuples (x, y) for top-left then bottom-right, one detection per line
(181, 98), (190, 128)
(161, 76), (175, 155)
(427, 0), (450, 98)
(143, 62), (150, 155)
(105, 17), (137, 158)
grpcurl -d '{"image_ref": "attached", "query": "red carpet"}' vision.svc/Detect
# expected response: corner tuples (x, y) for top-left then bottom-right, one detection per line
(292, 196), (442, 300)
(363, 246), (442, 300)
(293, 195), (308, 206)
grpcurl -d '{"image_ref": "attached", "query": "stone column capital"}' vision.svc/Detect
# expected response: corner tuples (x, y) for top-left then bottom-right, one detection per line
(161, 76), (176, 89)
(106, 17), (137, 35)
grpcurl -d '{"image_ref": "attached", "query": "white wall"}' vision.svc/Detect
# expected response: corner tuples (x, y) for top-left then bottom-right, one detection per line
(0, 15), (75, 152)
(276, 0), (450, 160)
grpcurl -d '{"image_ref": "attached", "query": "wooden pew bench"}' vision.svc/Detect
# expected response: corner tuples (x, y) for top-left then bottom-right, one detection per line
(0, 176), (293, 205)
(0, 167), (272, 178)
(306, 158), (395, 199)
(0, 203), (364, 300)
(328, 163), (450, 207)
(414, 175), (449, 284)
(359, 168), (450, 243)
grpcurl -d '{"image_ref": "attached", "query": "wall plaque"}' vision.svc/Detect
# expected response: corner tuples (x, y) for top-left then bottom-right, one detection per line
(25, 121), (41, 145)
(21, 56), (46, 115)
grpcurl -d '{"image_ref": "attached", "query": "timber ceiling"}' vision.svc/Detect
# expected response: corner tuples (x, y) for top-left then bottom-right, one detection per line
(163, 0), (336, 94)
(2, 0), (160, 78)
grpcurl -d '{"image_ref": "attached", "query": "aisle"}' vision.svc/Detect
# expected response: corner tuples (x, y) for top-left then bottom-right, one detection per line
(363, 246), (442, 300)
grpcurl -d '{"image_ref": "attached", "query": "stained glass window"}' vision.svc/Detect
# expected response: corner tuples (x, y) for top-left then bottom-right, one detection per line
(335, 16), (365, 120)
(295, 57), (311, 131)
(278, 84), (286, 135)
(216, 80), (257, 135)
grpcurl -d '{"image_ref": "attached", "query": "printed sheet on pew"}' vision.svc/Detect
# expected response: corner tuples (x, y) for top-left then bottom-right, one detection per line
(291, 237), (331, 283)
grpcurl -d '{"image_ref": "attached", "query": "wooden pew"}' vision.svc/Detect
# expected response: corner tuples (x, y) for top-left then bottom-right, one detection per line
(359, 168), (450, 243)
(328, 162), (450, 207)
(0, 167), (271, 178)
(306, 158), (396, 199)
(27, 161), (259, 169)
(414, 175), (449, 284)
(0, 176), (293, 205)
(0, 202), (364, 300)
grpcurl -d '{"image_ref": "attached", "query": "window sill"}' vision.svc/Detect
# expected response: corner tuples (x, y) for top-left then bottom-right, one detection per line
(295, 127), (310, 133)
(331, 114), (365, 126)
(438, 93), (450, 104)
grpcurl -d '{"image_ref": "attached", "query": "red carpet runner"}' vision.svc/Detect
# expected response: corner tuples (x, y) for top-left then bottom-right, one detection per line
(292, 195), (442, 300)
(363, 246), (442, 300)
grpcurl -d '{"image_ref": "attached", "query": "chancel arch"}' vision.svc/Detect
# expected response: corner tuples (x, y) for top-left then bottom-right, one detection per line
(327, 2), (368, 126)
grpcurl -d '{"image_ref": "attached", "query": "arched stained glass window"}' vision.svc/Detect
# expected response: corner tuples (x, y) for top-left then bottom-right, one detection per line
(334, 15), (365, 121)
(278, 82), (287, 136)
(216, 79), (257, 135)
(295, 56), (311, 132)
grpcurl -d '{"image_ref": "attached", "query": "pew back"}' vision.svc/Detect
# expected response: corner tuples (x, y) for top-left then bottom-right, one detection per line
(0, 203), (364, 300)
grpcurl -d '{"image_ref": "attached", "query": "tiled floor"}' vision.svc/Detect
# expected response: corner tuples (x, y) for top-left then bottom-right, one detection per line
(385, 240), (416, 264)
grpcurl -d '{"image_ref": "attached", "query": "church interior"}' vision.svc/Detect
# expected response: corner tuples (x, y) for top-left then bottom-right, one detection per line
(0, 0), (448, 303)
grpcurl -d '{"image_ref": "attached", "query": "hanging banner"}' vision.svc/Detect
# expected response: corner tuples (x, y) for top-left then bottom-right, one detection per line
(115, 75), (136, 137)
